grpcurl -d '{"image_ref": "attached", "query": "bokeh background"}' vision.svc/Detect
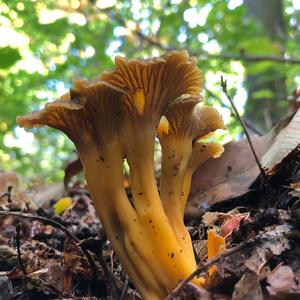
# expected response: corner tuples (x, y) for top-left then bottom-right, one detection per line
(0, 0), (299, 181)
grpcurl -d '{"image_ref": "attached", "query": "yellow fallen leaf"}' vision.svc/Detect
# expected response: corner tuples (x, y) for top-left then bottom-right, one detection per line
(207, 230), (226, 275)
(54, 197), (72, 215)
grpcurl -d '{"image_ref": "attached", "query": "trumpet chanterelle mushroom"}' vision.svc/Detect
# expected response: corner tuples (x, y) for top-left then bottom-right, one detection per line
(17, 51), (225, 299)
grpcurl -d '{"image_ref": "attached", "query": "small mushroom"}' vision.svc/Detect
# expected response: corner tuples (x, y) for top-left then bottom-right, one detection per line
(157, 96), (224, 259)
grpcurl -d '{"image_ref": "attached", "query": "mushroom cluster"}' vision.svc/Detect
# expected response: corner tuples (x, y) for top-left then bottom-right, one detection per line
(17, 51), (225, 300)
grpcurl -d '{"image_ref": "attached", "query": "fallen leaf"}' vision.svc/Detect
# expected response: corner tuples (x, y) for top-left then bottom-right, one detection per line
(288, 181), (300, 198)
(64, 157), (83, 189)
(266, 265), (300, 296)
(232, 271), (263, 300)
(186, 109), (300, 220)
(244, 246), (268, 275)
(27, 182), (64, 208)
(0, 171), (37, 211)
(54, 197), (72, 215)
(186, 136), (271, 220)
(220, 213), (251, 237)
(245, 224), (291, 274)
(201, 209), (252, 238)
(262, 109), (300, 175)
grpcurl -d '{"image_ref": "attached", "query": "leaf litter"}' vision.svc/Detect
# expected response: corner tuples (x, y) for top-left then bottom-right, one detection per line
(0, 109), (300, 299)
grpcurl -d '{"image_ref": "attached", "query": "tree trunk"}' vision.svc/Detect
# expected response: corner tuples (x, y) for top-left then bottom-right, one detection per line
(244, 0), (287, 132)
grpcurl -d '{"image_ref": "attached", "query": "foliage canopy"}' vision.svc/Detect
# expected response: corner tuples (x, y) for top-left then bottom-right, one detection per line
(0, 0), (299, 181)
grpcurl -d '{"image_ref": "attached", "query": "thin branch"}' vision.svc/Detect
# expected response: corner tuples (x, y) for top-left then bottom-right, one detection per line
(76, 235), (121, 300)
(0, 210), (99, 281)
(120, 275), (129, 300)
(15, 223), (27, 275)
(209, 53), (300, 65)
(65, 3), (300, 65)
(99, 242), (120, 299)
(102, 9), (300, 65)
(0, 186), (12, 203)
(205, 87), (263, 136)
(165, 237), (256, 299)
(220, 76), (272, 190)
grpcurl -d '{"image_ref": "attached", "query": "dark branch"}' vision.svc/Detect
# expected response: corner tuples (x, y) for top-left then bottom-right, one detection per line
(15, 223), (27, 275)
(0, 186), (12, 203)
(120, 275), (129, 300)
(209, 53), (300, 65)
(103, 10), (300, 65)
(99, 242), (120, 299)
(220, 76), (272, 191)
(165, 237), (256, 299)
(205, 87), (263, 136)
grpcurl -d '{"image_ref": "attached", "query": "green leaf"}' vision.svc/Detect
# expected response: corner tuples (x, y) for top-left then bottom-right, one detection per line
(0, 47), (21, 69)
(252, 89), (274, 99)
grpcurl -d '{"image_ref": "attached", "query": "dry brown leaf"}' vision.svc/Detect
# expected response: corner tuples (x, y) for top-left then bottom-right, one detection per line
(288, 181), (300, 198)
(64, 157), (83, 189)
(0, 171), (37, 211)
(244, 247), (268, 275)
(186, 109), (300, 220)
(245, 224), (291, 275)
(232, 271), (263, 300)
(266, 265), (300, 296)
(185, 136), (271, 220)
(27, 182), (64, 208)
(262, 109), (300, 174)
(201, 209), (251, 238)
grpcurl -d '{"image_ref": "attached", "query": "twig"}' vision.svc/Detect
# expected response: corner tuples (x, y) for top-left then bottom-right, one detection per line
(0, 186), (12, 203)
(165, 237), (256, 299)
(98, 242), (120, 299)
(62, 2), (300, 65)
(15, 223), (27, 275)
(78, 235), (120, 299)
(220, 76), (272, 190)
(100, 9), (300, 65)
(120, 275), (129, 300)
(0, 210), (99, 281)
(209, 53), (300, 65)
(205, 87), (263, 136)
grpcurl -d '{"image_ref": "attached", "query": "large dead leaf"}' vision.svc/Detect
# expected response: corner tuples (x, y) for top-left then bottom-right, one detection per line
(262, 109), (300, 175)
(186, 109), (300, 220)
(27, 183), (64, 208)
(185, 136), (271, 220)
(266, 265), (300, 297)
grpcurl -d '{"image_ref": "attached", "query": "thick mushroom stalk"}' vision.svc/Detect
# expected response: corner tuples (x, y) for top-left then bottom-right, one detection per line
(157, 97), (224, 259)
(17, 51), (225, 300)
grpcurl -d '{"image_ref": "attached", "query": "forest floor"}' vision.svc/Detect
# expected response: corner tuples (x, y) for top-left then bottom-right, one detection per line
(0, 143), (300, 299)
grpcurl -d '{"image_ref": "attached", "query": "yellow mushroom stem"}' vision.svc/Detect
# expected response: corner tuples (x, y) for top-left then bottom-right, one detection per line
(79, 145), (165, 298)
(159, 137), (196, 266)
(121, 125), (204, 296)
(181, 142), (225, 214)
